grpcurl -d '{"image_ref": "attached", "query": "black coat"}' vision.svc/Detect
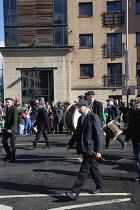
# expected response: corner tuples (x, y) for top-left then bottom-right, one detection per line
(125, 107), (140, 144)
(4, 105), (18, 133)
(68, 111), (102, 156)
(89, 100), (103, 123)
(106, 105), (121, 125)
(34, 107), (49, 130)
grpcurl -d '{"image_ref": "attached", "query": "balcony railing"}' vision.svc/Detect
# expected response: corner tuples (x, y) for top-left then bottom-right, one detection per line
(103, 44), (124, 58)
(104, 12), (125, 27)
(103, 75), (122, 87)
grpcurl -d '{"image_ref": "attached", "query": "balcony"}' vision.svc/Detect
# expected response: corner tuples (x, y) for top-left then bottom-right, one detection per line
(103, 44), (124, 58)
(103, 75), (122, 87)
(103, 12), (125, 27)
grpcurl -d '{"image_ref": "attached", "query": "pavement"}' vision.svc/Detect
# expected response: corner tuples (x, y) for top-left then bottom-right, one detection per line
(0, 133), (139, 210)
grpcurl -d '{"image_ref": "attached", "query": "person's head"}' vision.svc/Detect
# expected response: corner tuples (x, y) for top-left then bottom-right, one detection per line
(76, 100), (89, 115)
(106, 98), (114, 106)
(135, 97), (140, 109)
(58, 101), (63, 107)
(37, 102), (44, 108)
(5, 98), (14, 107)
(130, 99), (135, 106)
(85, 91), (95, 102)
(121, 102), (126, 107)
(114, 99), (119, 106)
(78, 95), (84, 101)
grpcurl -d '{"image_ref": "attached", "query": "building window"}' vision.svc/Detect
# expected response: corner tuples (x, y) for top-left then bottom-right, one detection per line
(5, 28), (18, 47)
(79, 2), (92, 17)
(79, 34), (93, 48)
(3, 0), (18, 26)
(107, 33), (122, 57)
(136, 63), (140, 76)
(53, 0), (67, 24)
(136, 0), (140, 14)
(107, 63), (122, 87)
(136, 33), (140, 45)
(54, 27), (68, 46)
(107, 1), (122, 13)
(80, 64), (93, 78)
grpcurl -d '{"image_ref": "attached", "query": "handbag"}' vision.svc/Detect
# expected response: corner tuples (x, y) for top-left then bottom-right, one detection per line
(22, 113), (27, 119)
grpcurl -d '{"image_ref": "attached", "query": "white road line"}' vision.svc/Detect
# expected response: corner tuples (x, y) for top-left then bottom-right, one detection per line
(48, 198), (131, 210)
(0, 158), (81, 161)
(0, 193), (131, 199)
(0, 205), (13, 210)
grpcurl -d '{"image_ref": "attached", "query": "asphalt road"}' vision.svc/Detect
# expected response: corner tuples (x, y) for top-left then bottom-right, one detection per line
(0, 133), (139, 210)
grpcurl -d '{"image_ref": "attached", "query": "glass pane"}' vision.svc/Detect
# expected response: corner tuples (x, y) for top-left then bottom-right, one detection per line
(4, 14), (10, 25)
(80, 35), (92, 47)
(136, 33), (140, 45)
(11, 29), (18, 47)
(80, 64), (93, 77)
(64, 28), (68, 45)
(54, 0), (63, 24)
(11, 14), (17, 25)
(5, 29), (10, 47)
(136, 0), (140, 14)
(4, 0), (10, 14)
(107, 1), (122, 13)
(79, 3), (92, 16)
(54, 28), (63, 46)
(10, 0), (17, 13)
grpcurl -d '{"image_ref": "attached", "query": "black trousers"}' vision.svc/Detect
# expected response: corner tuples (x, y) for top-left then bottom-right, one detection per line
(33, 130), (50, 147)
(106, 133), (124, 146)
(72, 155), (104, 194)
(2, 131), (16, 158)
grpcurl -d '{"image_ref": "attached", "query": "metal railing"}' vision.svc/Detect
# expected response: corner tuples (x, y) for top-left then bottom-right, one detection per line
(104, 12), (125, 27)
(103, 75), (122, 87)
(104, 44), (124, 58)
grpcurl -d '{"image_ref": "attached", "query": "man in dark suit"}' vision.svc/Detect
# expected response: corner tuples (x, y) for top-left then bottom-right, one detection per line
(30, 102), (51, 149)
(105, 98), (124, 149)
(85, 91), (103, 123)
(125, 97), (140, 182)
(65, 100), (104, 200)
(2, 98), (18, 162)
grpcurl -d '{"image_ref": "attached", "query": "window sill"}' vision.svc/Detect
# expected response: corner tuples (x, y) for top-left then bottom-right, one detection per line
(78, 16), (93, 18)
(79, 47), (93, 49)
(79, 77), (93, 79)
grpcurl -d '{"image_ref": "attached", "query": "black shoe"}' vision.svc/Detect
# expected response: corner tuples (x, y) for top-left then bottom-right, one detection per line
(91, 188), (105, 194)
(105, 145), (110, 149)
(65, 191), (79, 200)
(46, 144), (52, 149)
(121, 142), (125, 149)
(3, 156), (10, 162)
(28, 145), (35, 150)
(8, 157), (15, 163)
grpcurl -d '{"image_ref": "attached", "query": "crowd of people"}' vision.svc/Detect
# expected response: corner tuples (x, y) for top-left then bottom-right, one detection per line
(0, 91), (140, 200)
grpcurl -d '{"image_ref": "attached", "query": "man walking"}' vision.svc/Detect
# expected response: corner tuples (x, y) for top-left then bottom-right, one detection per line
(2, 98), (18, 162)
(30, 102), (51, 149)
(65, 100), (104, 200)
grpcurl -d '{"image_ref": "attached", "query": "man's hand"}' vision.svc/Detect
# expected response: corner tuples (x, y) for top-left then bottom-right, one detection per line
(96, 153), (101, 159)
(66, 145), (70, 150)
(7, 130), (11, 133)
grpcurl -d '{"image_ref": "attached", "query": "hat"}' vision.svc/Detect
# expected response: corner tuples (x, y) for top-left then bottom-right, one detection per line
(75, 100), (89, 106)
(58, 101), (62, 104)
(85, 91), (95, 96)
(5, 98), (14, 101)
(135, 97), (140, 103)
(130, 99), (135, 102)
(78, 95), (84, 99)
(106, 98), (114, 102)
(38, 102), (44, 106)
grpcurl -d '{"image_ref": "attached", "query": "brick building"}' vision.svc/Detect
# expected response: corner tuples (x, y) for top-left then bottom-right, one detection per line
(0, 0), (140, 106)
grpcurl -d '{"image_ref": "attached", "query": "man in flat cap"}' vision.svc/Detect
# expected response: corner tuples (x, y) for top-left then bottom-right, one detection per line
(78, 95), (84, 101)
(2, 98), (18, 162)
(65, 100), (104, 200)
(105, 98), (124, 149)
(85, 91), (103, 123)
(29, 102), (51, 149)
(125, 97), (140, 182)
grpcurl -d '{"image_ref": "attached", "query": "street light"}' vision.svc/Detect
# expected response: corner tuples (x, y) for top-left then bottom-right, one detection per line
(125, 0), (130, 105)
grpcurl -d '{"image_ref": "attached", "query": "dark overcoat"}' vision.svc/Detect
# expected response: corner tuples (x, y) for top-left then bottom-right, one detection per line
(90, 100), (103, 122)
(4, 105), (18, 133)
(34, 107), (49, 130)
(68, 111), (102, 156)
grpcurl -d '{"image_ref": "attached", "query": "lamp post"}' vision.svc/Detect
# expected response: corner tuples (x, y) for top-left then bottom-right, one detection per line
(125, 0), (130, 105)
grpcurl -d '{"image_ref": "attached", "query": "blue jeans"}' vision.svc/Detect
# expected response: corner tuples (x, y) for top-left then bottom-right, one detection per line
(132, 142), (140, 170)
(24, 118), (31, 134)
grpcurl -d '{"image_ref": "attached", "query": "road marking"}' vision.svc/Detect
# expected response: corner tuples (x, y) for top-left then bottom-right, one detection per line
(0, 158), (82, 161)
(0, 205), (13, 210)
(48, 198), (131, 210)
(0, 193), (131, 199)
